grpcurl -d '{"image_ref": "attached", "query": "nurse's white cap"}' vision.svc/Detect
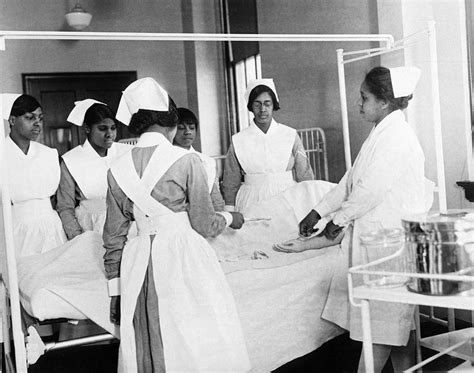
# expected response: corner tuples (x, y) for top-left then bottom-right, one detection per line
(116, 77), (169, 126)
(1, 93), (22, 120)
(389, 66), (421, 98)
(244, 78), (279, 104)
(67, 99), (106, 126)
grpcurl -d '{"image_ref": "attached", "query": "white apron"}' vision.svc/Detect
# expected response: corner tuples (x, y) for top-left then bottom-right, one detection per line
(62, 140), (131, 234)
(6, 137), (66, 257)
(232, 120), (296, 213)
(319, 111), (434, 345)
(189, 146), (216, 193)
(111, 142), (250, 373)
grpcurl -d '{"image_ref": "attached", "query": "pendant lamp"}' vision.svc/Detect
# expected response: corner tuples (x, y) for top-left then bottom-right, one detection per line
(65, 3), (92, 31)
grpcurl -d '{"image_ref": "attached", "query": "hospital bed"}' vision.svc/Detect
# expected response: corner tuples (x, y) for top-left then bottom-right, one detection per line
(13, 180), (344, 371)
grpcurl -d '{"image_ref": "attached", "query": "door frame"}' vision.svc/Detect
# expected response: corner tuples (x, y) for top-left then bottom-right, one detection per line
(22, 71), (137, 152)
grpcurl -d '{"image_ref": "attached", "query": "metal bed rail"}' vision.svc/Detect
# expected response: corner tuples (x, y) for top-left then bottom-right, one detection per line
(296, 127), (329, 181)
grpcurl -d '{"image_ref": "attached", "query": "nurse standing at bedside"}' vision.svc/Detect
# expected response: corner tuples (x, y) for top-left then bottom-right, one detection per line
(56, 100), (131, 239)
(222, 78), (314, 214)
(173, 107), (225, 211)
(3, 93), (67, 257)
(299, 66), (434, 373)
(103, 77), (249, 373)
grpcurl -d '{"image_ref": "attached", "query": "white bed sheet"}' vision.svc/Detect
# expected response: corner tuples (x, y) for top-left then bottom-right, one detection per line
(18, 231), (118, 336)
(224, 246), (345, 372)
(20, 247), (345, 372)
(18, 180), (345, 371)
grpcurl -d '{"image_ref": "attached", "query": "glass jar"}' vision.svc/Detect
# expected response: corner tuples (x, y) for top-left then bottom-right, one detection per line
(359, 228), (412, 288)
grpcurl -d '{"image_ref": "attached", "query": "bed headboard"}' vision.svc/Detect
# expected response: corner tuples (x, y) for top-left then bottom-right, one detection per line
(117, 137), (139, 145)
(296, 127), (329, 181)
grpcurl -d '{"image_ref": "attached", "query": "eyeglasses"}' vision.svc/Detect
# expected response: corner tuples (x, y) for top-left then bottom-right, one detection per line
(252, 101), (273, 110)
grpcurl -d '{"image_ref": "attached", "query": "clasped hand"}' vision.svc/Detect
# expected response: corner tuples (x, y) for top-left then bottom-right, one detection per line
(299, 210), (343, 240)
(229, 211), (244, 229)
(299, 209), (322, 237)
(323, 220), (343, 240)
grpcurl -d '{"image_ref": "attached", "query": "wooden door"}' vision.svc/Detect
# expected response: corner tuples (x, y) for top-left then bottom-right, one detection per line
(23, 71), (137, 155)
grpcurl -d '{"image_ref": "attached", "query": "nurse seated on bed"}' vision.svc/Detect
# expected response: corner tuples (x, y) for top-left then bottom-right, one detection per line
(56, 100), (131, 239)
(173, 107), (225, 211)
(222, 78), (314, 215)
(2, 93), (67, 257)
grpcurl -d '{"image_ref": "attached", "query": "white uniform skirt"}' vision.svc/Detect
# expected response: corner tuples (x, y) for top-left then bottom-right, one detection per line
(235, 171), (295, 214)
(321, 226), (414, 346)
(119, 210), (250, 373)
(12, 198), (66, 257)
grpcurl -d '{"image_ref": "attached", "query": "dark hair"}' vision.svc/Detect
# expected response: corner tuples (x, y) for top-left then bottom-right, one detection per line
(10, 94), (41, 117)
(128, 96), (178, 136)
(84, 103), (116, 128)
(177, 107), (199, 127)
(364, 66), (412, 111)
(247, 85), (280, 111)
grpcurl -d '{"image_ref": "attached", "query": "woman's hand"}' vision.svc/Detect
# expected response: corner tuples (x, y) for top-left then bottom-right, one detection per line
(110, 296), (120, 325)
(273, 238), (315, 253)
(323, 221), (343, 240)
(299, 209), (321, 237)
(229, 212), (244, 229)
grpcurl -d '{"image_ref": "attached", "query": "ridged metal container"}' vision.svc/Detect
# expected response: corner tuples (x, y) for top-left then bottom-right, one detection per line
(402, 210), (474, 295)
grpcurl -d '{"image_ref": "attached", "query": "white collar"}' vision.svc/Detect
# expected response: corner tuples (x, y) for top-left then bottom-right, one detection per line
(370, 110), (405, 137)
(82, 138), (101, 157)
(82, 138), (119, 159)
(6, 135), (36, 158)
(249, 118), (278, 136)
(135, 131), (171, 148)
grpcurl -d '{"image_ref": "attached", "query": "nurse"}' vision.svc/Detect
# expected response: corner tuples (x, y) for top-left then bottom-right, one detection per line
(3, 93), (66, 257)
(222, 78), (314, 214)
(299, 66), (432, 372)
(103, 78), (250, 373)
(173, 107), (225, 211)
(56, 100), (131, 239)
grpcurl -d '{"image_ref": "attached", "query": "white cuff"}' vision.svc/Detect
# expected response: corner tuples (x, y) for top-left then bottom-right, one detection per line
(224, 205), (235, 212)
(216, 211), (233, 227)
(108, 278), (121, 296)
(333, 213), (349, 228)
(314, 200), (332, 218)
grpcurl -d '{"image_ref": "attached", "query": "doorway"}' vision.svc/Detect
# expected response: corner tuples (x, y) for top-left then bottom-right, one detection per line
(23, 71), (137, 155)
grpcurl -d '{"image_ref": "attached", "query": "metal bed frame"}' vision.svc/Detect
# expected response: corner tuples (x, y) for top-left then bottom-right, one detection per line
(296, 127), (329, 181)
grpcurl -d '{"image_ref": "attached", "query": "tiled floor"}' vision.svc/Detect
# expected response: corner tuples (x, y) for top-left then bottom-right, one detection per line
(23, 321), (473, 373)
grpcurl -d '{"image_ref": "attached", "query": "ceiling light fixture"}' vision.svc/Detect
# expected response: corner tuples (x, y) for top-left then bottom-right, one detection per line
(65, 3), (92, 31)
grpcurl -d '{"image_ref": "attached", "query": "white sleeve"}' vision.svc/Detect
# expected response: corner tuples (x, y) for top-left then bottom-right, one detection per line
(314, 171), (350, 217)
(331, 141), (407, 227)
